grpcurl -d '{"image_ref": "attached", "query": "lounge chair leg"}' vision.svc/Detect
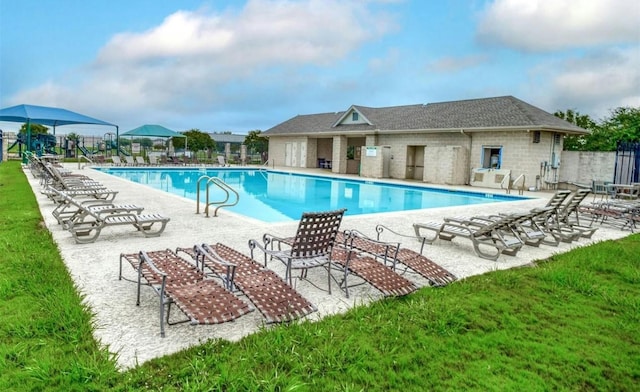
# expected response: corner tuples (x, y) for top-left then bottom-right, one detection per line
(327, 265), (331, 295)
(342, 266), (350, 298)
(72, 226), (103, 244)
(159, 293), (166, 338)
(472, 242), (501, 261)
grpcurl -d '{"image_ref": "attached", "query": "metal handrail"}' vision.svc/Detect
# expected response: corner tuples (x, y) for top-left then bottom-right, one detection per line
(500, 173), (511, 193)
(261, 158), (274, 169)
(196, 175), (240, 217)
(77, 155), (94, 169)
(501, 173), (526, 194)
(511, 174), (526, 195)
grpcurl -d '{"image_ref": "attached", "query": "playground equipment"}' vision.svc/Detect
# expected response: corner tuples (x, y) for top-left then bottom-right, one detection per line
(9, 133), (57, 157)
(103, 132), (129, 156)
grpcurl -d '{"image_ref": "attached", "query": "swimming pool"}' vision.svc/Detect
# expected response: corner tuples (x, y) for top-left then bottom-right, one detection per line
(96, 168), (528, 222)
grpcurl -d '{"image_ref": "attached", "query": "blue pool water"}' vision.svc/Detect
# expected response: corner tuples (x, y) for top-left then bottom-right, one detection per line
(96, 168), (528, 222)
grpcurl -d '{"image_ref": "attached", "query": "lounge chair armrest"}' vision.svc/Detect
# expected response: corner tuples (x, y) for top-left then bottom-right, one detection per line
(248, 239), (276, 267)
(139, 251), (167, 278)
(439, 221), (474, 234)
(378, 223), (435, 254)
(79, 199), (114, 207)
(262, 233), (294, 250)
(470, 215), (501, 224)
(196, 244), (237, 291)
(345, 228), (399, 250)
(452, 218), (491, 230)
(197, 244), (237, 268)
(375, 224), (416, 241)
(343, 229), (400, 263)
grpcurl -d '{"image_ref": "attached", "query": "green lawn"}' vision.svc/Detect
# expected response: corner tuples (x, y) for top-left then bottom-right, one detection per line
(1, 160), (638, 391)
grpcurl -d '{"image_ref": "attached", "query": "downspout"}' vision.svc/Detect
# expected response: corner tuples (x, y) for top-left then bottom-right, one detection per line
(461, 129), (472, 184)
(550, 133), (556, 182)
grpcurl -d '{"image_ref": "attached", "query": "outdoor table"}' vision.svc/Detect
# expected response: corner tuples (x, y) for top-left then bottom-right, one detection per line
(611, 184), (639, 199)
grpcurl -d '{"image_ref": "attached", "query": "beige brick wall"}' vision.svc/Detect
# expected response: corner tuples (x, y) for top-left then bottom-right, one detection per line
(424, 145), (469, 184)
(360, 146), (386, 178)
(268, 130), (590, 190)
(376, 132), (468, 179)
(469, 130), (564, 189)
(268, 136), (310, 167)
(269, 136), (343, 168)
(559, 151), (615, 184)
(332, 136), (348, 174)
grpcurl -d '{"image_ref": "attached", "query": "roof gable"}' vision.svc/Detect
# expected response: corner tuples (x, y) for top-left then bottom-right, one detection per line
(332, 105), (372, 127)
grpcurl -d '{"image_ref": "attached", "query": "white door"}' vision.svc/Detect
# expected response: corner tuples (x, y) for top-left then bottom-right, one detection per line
(291, 143), (298, 167)
(285, 143), (292, 166)
(299, 143), (307, 167)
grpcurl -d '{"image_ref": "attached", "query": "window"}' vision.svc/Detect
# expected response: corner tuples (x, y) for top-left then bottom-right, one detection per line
(352, 112), (359, 121)
(554, 133), (561, 145)
(481, 146), (502, 169)
(532, 131), (541, 143)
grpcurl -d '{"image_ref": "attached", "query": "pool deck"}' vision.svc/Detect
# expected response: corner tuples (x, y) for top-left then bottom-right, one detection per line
(26, 163), (633, 369)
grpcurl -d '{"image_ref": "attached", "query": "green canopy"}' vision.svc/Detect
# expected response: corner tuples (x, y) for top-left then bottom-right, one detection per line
(121, 124), (187, 155)
(121, 124), (185, 138)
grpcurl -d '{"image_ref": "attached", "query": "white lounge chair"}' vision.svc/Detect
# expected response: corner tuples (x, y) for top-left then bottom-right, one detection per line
(56, 191), (170, 244)
(413, 214), (524, 261)
(217, 156), (230, 167)
(111, 156), (123, 166)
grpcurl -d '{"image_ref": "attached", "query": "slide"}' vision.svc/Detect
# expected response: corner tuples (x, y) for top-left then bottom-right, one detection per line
(78, 146), (93, 156)
(8, 139), (20, 150)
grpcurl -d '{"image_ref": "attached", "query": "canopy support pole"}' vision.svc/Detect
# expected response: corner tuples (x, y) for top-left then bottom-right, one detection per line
(22, 120), (32, 163)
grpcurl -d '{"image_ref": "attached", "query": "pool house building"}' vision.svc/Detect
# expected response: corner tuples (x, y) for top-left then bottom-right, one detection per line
(262, 96), (590, 190)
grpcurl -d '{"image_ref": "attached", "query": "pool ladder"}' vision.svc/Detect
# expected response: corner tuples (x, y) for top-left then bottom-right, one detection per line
(196, 175), (239, 217)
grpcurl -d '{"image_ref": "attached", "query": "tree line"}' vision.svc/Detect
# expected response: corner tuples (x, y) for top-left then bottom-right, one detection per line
(16, 124), (269, 157)
(555, 106), (640, 151)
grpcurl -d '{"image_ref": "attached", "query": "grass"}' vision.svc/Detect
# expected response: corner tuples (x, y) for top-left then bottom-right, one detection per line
(1, 160), (639, 391)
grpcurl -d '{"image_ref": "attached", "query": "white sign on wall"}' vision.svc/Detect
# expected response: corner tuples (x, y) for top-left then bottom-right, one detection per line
(365, 147), (377, 157)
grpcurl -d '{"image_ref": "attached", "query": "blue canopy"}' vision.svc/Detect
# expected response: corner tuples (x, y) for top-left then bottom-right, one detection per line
(0, 104), (117, 160)
(0, 104), (116, 127)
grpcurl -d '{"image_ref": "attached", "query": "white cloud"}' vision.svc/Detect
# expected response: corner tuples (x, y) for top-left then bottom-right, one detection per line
(477, 0), (640, 51)
(528, 47), (640, 118)
(11, 0), (395, 131)
(96, 0), (391, 67)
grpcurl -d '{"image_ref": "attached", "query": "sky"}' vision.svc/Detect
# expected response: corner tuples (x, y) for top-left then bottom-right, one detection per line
(1, 0), (639, 135)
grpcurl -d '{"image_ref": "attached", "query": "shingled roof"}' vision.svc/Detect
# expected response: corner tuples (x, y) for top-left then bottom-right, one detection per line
(263, 96), (588, 136)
